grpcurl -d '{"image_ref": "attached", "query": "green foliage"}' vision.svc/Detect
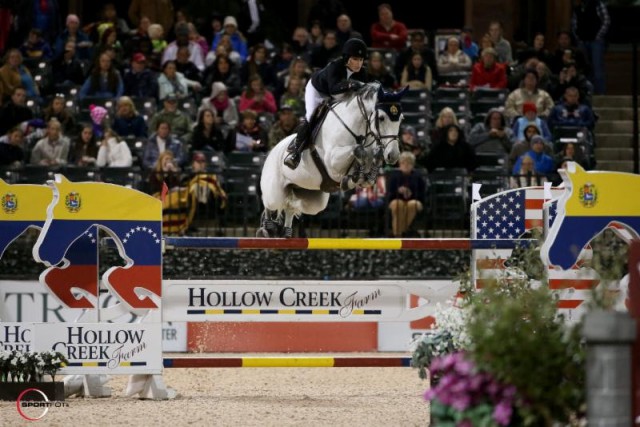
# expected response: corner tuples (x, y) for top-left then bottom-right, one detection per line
(411, 330), (455, 380)
(465, 282), (585, 425)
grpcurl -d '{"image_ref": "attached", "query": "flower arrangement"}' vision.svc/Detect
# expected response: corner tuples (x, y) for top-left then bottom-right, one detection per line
(0, 350), (67, 383)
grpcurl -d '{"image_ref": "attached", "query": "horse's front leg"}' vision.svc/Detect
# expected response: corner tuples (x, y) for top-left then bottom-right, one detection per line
(283, 210), (295, 238)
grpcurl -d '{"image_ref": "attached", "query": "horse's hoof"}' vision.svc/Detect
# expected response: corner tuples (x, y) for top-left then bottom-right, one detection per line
(256, 228), (270, 238)
(283, 227), (293, 238)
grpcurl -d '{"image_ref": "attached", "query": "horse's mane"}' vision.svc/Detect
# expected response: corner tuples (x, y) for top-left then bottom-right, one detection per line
(339, 81), (382, 106)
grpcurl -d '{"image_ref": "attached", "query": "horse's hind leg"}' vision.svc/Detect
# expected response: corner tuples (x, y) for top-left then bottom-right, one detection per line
(256, 209), (279, 237)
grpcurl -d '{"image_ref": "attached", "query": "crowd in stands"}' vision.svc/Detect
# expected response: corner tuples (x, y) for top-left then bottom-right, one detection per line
(0, 1), (609, 236)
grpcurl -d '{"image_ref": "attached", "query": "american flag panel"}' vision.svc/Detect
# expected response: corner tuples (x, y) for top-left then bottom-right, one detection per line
(472, 186), (598, 324)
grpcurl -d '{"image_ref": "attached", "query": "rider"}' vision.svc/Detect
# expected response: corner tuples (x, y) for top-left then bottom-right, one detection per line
(284, 38), (369, 169)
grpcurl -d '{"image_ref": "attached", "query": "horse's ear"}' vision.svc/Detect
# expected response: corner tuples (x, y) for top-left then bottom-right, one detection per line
(396, 85), (410, 98)
(377, 84), (385, 99)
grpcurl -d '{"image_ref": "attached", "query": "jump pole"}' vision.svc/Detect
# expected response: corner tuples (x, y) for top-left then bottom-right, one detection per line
(163, 356), (412, 368)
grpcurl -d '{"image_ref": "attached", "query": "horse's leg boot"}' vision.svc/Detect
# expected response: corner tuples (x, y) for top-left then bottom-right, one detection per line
(284, 118), (311, 169)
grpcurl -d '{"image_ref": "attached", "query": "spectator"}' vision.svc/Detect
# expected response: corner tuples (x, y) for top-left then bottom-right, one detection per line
(430, 107), (460, 144)
(399, 125), (427, 167)
(309, 20), (324, 48)
(78, 52), (124, 100)
(30, 118), (70, 166)
(128, 0), (174, 38)
(387, 151), (425, 237)
(93, 26), (124, 71)
(187, 22), (209, 61)
(400, 52), (432, 91)
(551, 61), (592, 105)
(42, 95), (77, 137)
(0, 49), (40, 103)
(547, 86), (597, 132)
(238, 74), (277, 116)
(69, 123), (99, 166)
(148, 23), (168, 67)
(89, 104), (109, 140)
(508, 123), (554, 171)
(0, 87), (33, 136)
(202, 55), (243, 98)
(510, 154), (547, 188)
(268, 104), (298, 149)
(175, 45), (202, 82)
(0, 127), (26, 168)
(460, 27), (479, 63)
(554, 142), (589, 169)
(488, 20), (513, 64)
(54, 14), (93, 61)
(234, 109), (268, 152)
(191, 107), (228, 153)
(112, 96), (148, 138)
(123, 53), (159, 99)
(125, 16), (153, 60)
(29, 0), (61, 46)
(468, 108), (513, 155)
(572, 0), (610, 94)
(370, 3), (408, 52)
(335, 14), (363, 49)
(436, 37), (472, 75)
(511, 135), (555, 175)
(368, 51), (397, 90)
(349, 173), (387, 212)
(143, 119), (186, 170)
(310, 30), (342, 70)
(511, 101), (552, 143)
(395, 30), (439, 86)
(200, 81), (239, 129)
(276, 56), (312, 100)
(425, 124), (477, 173)
(20, 28), (53, 61)
(503, 68), (554, 123)
(96, 128), (133, 168)
(206, 34), (243, 68)
(87, 3), (131, 41)
(162, 22), (205, 72)
(290, 26), (313, 63)
(211, 16), (248, 64)
(52, 41), (87, 88)
(149, 95), (193, 142)
(241, 43), (278, 90)
(148, 150), (181, 194)
(157, 60), (201, 101)
(469, 47), (507, 91)
(550, 30), (589, 76)
(516, 32), (553, 65)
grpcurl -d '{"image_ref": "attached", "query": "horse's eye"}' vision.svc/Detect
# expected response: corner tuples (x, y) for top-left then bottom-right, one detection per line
(378, 116), (385, 122)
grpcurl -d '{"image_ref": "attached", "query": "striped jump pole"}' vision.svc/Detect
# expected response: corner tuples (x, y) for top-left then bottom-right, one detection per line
(164, 237), (537, 251)
(163, 356), (413, 368)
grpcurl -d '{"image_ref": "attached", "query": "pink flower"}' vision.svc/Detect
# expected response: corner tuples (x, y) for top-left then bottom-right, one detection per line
(493, 400), (513, 426)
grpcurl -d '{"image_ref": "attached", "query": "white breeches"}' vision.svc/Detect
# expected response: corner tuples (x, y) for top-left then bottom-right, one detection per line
(304, 80), (327, 122)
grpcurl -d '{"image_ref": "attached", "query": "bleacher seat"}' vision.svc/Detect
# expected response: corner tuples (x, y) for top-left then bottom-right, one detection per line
(17, 165), (56, 184)
(63, 166), (99, 182)
(222, 168), (262, 227)
(99, 167), (142, 189)
(226, 152), (266, 171)
(427, 168), (469, 230)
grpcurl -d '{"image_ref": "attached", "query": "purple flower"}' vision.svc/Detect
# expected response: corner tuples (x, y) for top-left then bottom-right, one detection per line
(450, 394), (471, 411)
(458, 420), (473, 427)
(493, 400), (513, 426)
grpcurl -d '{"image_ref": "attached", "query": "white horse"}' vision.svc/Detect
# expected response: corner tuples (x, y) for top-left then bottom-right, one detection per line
(259, 82), (407, 237)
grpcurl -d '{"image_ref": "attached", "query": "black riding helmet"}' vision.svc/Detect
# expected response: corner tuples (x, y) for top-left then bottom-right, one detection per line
(342, 38), (367, 62)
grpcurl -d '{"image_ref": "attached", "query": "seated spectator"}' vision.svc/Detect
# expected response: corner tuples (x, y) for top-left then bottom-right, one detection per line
(200, 82), (239, 129)
(368, 51), (396, 90)
(239, 74), (277, 116)
(112, 96), (148, 138)
(488, 21), (513, 65)
(279, 75), (306, 118)
(387, 151), (425, 237)
(510, 154), (547, 188)
(370, 3), (408, 52)
(335, 14), (363, 50)
(430, 107), (460, 144)
(437, 37), (472, 75)
(87, 3), (131, 42)
(69, 123), (99, 166)
(149, 95), (193, 142)
(234, 109), (268, 152)
(148, 150), (182, 194)
(400, 52), (432, 91)
(551, 62), (593, 106)
(54, 14), (93, 61)
(400, 125), (427, 167)
(460, 27), (479, 63)
(350, 173), (387, 211)
(290, 26), (313, 64)
(0, 127), (26, 168)
(52, 41), (87, 88)
(148, 23), (168, 69)
(30, 118), (71, 166)
(508, 123), (553, 171)
(0, 49), (40, 104)
(516, 32), (553, 66)
(202, 55), (243, 98)
(96, 128), (133, 168)
(549, 30), (589, 76)
(162, 22), (205, 72)
(395, 30), (439, 87)
(268, 104), (298, 149)
(125, 16), (153, 60)
(191, 108), (229, 153)
(511, 101), (552, 143)
(93, 26), (124, 72)
(554, 141), (589, 170)
(242, 43), (279, 90)
(503, 68), (554, 123)
(123, 53), (159, 99)
(425, 124), (477, 173)
(20, 29), (54, 61)
(211, 16), (249, 64)
(187, 22), (209, 61)
(309, 20), (324, 48)
(0, 87), (33, 136)
(206, 34), (243, 68)
(276, 56), (312, 101)
(469, 47), (507, 91)
(548, 86), (597, 133)
(43, 95), (78, 137)
(143, 119), (186, 170)
(534, 61), (554, 94)
(157, 60), (201, 101)
(78, 52), (124, 100)
(175, 45), (202, 83)
(468, 108), (513, 154)
(309, 30), (342, 70)
(511, 135), (555, 175)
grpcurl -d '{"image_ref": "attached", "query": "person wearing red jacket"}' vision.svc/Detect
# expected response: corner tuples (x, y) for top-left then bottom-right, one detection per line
(370, 3), (407, 52)
(469, 47), (507, 91)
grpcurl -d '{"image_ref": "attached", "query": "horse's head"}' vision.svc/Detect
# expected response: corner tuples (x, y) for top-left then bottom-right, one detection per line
(372, 84), (407, 165)
(541, 162), (640, 269)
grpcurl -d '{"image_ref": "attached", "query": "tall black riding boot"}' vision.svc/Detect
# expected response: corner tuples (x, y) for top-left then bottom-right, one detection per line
(284, 118), (311, 170)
